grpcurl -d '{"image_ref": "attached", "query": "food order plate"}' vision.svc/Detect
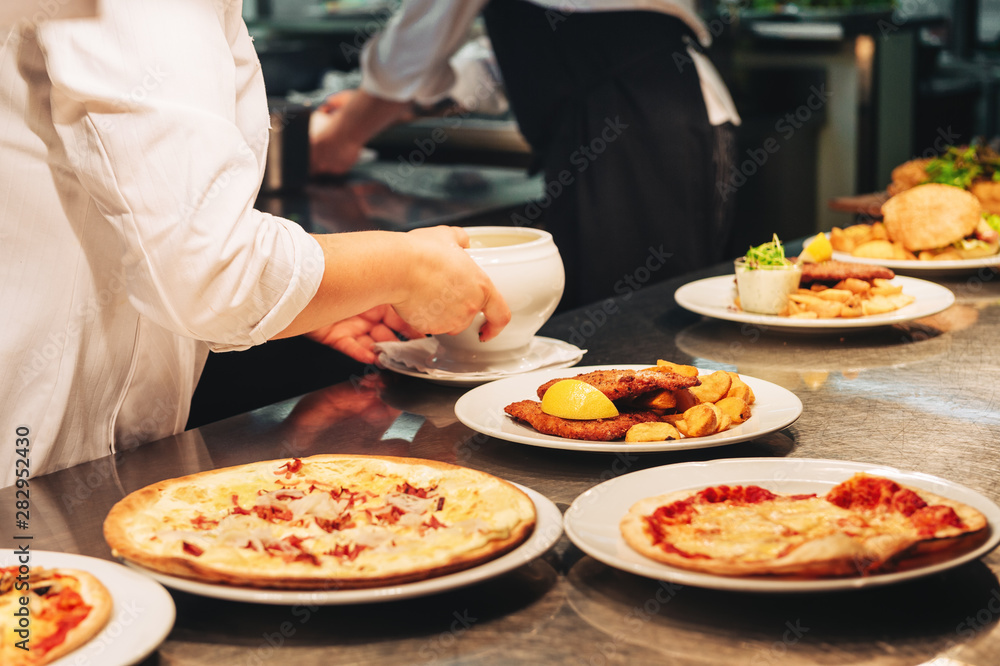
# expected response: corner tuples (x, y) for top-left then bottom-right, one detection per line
(831, 248), (1000, 275)
(674, 274), (954, 332)
(454, 365), (802, 453)
(563, 458), (1000, 593)
(0, 549), (175, 665)
(121, 484), (561, 605)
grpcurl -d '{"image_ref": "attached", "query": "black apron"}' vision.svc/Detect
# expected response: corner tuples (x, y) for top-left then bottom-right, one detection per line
(483, 0), (736, 308)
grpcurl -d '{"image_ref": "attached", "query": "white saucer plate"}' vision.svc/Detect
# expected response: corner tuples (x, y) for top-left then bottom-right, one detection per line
(564, 458), (1000, 593)
(0, 549), (175, 665)
(674, 275), (954, 333)
(454, 364), (802, 453)
(379, 336), (585, 387)
(121, 484), (562, 605)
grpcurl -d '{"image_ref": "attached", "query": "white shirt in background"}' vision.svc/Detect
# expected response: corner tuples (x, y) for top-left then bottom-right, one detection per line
(0, 1), (324, 486)
(361, 0), (740, 126)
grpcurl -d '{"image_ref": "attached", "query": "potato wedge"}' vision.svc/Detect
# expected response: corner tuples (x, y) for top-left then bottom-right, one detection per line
(715, 413), (732, 434)
(672, 388), (700, 412)
(654, 360), (700, 377)
(851, 240), (896, 260)
(677, 403), (721, 437)
(633, 389), (677, 411)
(715, 396), (751, 424)
(726, 373), (755, 405)
(688, 370), (731, 404)
(625, 422), (681, 442)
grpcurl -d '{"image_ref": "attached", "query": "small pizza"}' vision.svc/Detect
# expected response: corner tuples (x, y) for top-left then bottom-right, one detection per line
(0, 567), (112, 666)
(620, 473), (989, 577)
(103, 455), (536, 589)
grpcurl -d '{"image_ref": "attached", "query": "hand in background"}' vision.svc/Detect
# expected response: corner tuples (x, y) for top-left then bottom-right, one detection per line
(306, 304), (424, 364)
(309, 89), (415, 176)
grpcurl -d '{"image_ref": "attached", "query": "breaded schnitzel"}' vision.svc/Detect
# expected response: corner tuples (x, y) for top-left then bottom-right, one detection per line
(504, 401), (662, 441)
(535, 369), (699, 401)
(799, 261), (895, 284)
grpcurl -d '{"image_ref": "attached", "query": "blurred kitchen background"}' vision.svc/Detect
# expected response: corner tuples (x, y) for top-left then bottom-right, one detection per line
(186, 0), (1000, 427)
(242, 0), (1000, 250)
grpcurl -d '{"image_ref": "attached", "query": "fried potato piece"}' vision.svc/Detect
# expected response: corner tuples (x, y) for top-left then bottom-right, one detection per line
(672, 388), (699, 412)
(862, 295), (901, 316)
(633, 389), (677, 411)
(677, 403), (721, 437)
(715, 396), (751, 424)
(715, 413), (733, 434)
(835, 278), (871, 295)
(788, 293), (843, 319)
(852, 240), (897, 260)
(726, 373), (755, 405)
(688, 370), (731, 404)
(815, 288), (853, 303)
(625, 422), (681, 442)
(654, 360), (700, 377)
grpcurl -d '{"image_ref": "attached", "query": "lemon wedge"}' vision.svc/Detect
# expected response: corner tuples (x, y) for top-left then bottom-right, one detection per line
(540, 379), (619, 420)
(799, 233), (833, 263)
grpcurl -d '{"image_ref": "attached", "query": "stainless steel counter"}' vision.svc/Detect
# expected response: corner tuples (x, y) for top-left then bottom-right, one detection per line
(7, 261), (1000, 665)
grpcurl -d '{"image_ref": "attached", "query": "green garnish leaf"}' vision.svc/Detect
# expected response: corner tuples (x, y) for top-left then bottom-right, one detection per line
(984, 212), (1000, 234)
(744, 234), (793, 269)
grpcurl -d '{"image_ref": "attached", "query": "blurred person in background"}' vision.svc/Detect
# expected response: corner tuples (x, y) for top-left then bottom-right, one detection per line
(0, 1), (509, 485)
(311, 0), (741, 308)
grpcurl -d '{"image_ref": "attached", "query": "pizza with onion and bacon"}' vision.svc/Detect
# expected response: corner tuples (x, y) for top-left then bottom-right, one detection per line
(103, 455), (536, 589)
(620, 473), (988, 577)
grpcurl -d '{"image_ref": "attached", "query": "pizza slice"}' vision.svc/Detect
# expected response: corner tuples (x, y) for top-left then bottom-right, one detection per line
(0, 567), (112, 666)
(620, 473), (989, 577)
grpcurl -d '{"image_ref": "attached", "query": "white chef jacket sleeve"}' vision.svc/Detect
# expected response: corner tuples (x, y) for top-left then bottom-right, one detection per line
(360, 0), (491, 106)
(34, 3), (323, 351)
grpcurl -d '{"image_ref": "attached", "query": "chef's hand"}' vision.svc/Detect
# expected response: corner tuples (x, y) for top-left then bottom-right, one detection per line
(310, 90), (415, 176)
(393, 226), (511, 343)
(306, 305), (424, 365)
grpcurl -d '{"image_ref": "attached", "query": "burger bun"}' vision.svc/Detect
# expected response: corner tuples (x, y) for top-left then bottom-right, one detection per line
(881, 183), (982, 251)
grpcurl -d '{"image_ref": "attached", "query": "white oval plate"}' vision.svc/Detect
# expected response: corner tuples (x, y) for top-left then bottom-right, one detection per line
(831, 248), (1000, 274)
(674, 275), (954, 332)
(120, 484), (561, 605)
(0, 549), (175, 665)
(563, 458), (1000, 593)
(454, 365), (802, 453)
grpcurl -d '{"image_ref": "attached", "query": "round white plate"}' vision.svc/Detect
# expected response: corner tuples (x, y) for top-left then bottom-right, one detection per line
(121, 484), (561, 605)
(454, 365), (802, 453)
(0, 549), (175, 665)
(379, 336), (584, 388)
(563, 458), (1000, 593)
(674, 275), (954, 332)
(831, 248), (1000, 274)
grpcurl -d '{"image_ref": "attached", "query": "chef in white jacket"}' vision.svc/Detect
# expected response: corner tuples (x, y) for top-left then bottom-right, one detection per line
(0, 0), (510, 485)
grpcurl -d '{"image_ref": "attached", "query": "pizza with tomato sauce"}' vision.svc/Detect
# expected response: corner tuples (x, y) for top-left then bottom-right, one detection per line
(620, 473), (989, 577)
(103, 455), (536, 589)
(0, 567), (112, 666)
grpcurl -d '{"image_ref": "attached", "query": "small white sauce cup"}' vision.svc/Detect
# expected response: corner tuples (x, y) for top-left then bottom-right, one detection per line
(734, 258), (802, 315)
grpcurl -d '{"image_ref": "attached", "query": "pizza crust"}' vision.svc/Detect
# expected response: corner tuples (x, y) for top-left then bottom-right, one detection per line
(104, 455), (537, 589)
(620, 476), (989, 578)
(37, 569), (112, 665)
